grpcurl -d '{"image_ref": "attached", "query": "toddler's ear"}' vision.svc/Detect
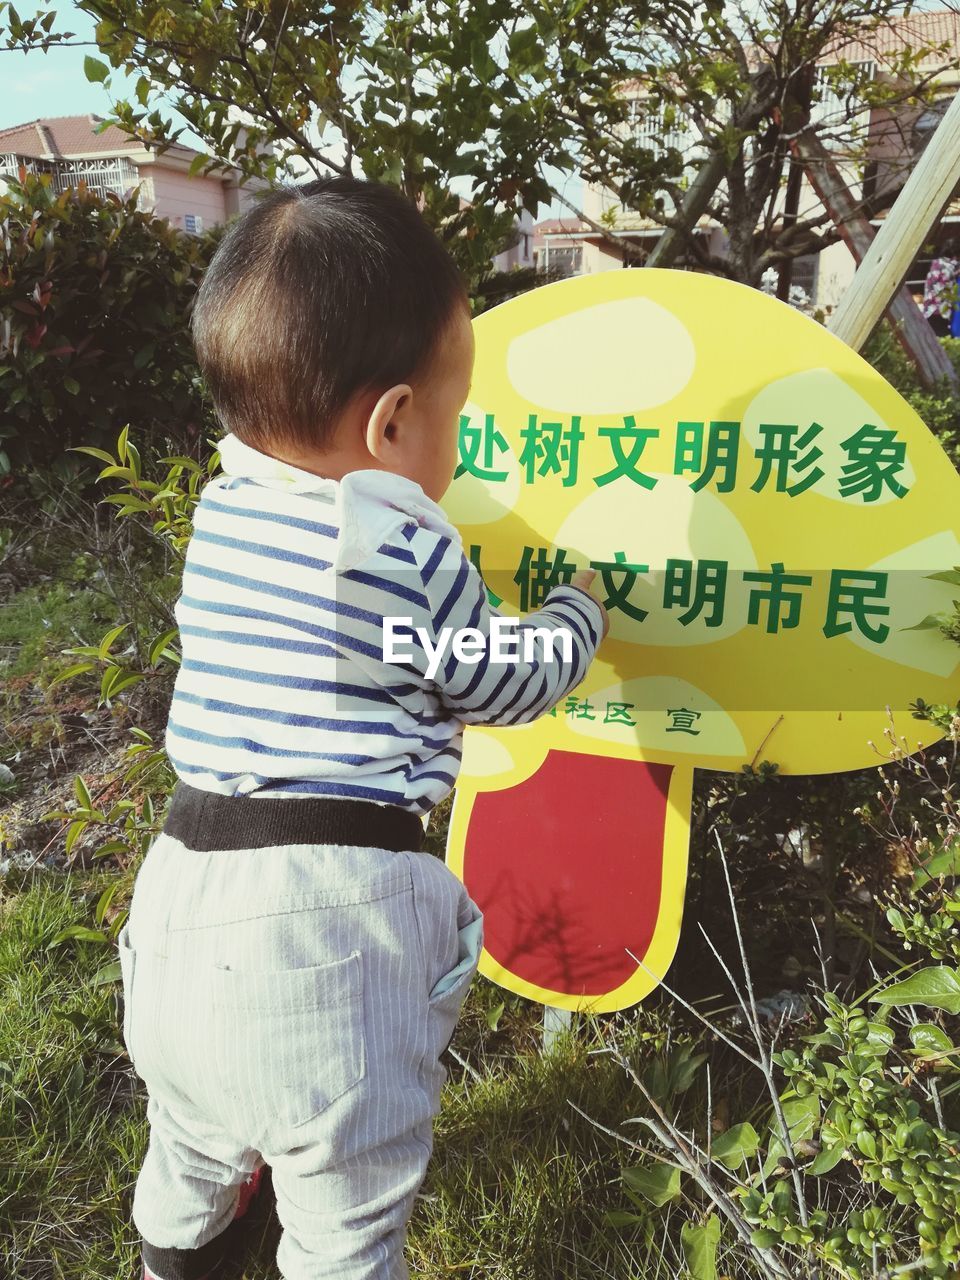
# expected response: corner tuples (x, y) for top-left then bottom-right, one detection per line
(365, 383), (413, 459)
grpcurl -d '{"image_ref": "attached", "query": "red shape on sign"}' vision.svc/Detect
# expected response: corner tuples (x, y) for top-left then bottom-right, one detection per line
(461, 749), (672, 997)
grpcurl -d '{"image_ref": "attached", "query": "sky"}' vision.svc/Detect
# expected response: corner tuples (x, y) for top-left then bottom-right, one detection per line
(0, 2), (577, 218)
(0, 5), (203, 143)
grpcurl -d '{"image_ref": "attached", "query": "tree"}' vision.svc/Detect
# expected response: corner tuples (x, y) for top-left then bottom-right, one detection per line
(581, 0), (960, 285)
(4, 1), (954, 290)
(0, 0), (690, 288)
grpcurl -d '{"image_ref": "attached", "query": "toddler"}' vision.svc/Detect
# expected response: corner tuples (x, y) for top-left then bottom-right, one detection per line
(119, 176), (608, 1280)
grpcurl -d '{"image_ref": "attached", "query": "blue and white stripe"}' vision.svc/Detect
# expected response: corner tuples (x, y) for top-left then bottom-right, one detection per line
(165, 454), (603, 814)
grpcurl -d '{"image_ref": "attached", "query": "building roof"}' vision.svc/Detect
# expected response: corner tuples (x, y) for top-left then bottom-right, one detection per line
(821, 8), (960, 66)
(0, 115), (147, 159)
(534, 218), (588, 236)
(616, 7), (960, 94)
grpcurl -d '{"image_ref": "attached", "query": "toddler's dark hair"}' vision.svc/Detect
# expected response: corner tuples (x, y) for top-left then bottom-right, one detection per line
(191, 177), (468, 452)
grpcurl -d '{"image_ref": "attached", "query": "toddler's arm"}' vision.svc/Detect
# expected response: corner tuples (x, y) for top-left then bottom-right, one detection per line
(406, 533), (607, 726)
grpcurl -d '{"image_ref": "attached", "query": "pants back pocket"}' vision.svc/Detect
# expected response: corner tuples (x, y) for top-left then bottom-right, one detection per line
(204, 950), (366, 1131)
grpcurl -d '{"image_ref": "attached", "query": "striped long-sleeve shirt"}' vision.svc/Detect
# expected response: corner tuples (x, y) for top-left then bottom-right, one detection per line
(164, 433), (605, 815)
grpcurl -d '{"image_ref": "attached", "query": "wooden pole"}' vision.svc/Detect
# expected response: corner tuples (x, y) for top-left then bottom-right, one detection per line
(542, 1005), (572, 1051)
(646, 71), (774, 270)
(645, 150), (727, 269)
(827, 86), (960, 355)
(794, 128), (957, 387)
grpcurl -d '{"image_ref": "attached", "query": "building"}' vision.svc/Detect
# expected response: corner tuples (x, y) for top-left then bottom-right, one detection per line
(0, 114), (261, 232)
(492, 207), (536, 272)
(531, 218), (588, 277)
(1, 115), (539, 282)
(544, 8), (960, 311)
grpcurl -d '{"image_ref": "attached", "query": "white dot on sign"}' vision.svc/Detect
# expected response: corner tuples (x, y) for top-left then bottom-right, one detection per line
(443, 400), (522, 525)
(552, 476), (756, 647)
(459, 730), (516, 778)
(506, 299), (696, 413)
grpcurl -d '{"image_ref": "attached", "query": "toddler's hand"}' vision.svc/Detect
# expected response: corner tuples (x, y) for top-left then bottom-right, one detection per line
(569, 569), (610, 641)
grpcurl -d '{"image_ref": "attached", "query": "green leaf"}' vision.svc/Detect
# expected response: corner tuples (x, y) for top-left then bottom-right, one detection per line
(53, 1009), (96, 1035)
(864, 1021), (895, 1055)
(508, 24), (541, 63)
(46, 925), (108, 948)
(903, 613), (948, 631)
(126, 440), (141, 480)
(910, 1023), (955, 1055)
(927, 568), (960, 587)
(149, 627), (180, 666)
(914, 838), (960, 886)
(84, 55), (110, 83)
(485, 1000), (505, 1031)
(751, 1229), (781, 1249)
(621, 1163), (682, 1207)
(94, 881), (120, 927)
(98, 622), (130, 659)
(91, 959), (123, 986)
(46, 661), (95, 688)
(681, 1214), (720, 1280)
(808, 1144), (845, 1175)
(74, 773), (92, 809)
(104, 672), (144, 699)
(471, 39), (498, 82)
(65, 819), (89, 855)
(603, 1209), (647, 1229)
(70, 446), (116, 464)
(101, 496), (154, 513)
(780, 1094), (819, 1142)
(158, 455), (202, 470)
(92, 840), (130, 860)
(871, 967), (960, 1014)
(672, 1049), (708, 1095)
(711, 1122), (760, 1170)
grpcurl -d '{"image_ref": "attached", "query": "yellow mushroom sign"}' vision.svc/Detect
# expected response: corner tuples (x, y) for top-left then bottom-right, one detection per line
(440, 269), (960, 1013)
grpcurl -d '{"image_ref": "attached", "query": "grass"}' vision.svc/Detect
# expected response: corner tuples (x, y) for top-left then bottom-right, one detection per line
(0, 866), (693, 1280)
(0, 872), (145, 1280)
(0, 563), (118, 684)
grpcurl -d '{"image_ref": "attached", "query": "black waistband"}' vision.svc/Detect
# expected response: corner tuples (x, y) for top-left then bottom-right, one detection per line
(162, 781), (425, 853)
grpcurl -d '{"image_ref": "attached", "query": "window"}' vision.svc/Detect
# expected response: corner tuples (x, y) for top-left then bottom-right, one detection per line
(809, 62), (875, 138)
(52, 156), (138, 200)
(790, 253), (820, 305)
(912, 93), (955, 157)
(184, 213), (204, 235)
(628, 96), (699, 162)
(0, 153), (56, 181)
(544, 245), (583, 278)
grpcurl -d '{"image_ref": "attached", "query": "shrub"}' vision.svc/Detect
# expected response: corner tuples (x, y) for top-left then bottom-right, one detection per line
(0, 169), (219, 481)
(603, 730), (960, 1280)
(863, 326), (960, 470)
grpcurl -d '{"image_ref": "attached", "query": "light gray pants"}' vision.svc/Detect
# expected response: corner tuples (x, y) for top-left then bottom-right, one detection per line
(119, 831), (483, 1279)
